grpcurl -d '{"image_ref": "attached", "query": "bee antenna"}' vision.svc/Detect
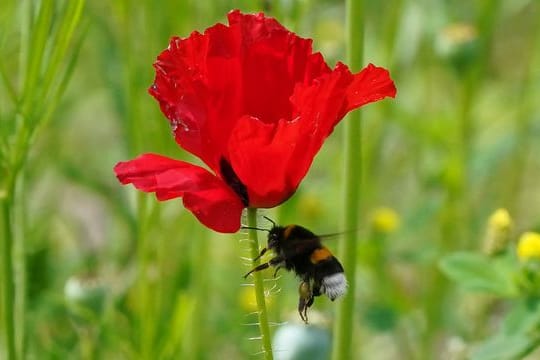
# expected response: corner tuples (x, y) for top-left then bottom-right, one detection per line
(263, 216), (276, 227)
(241, 226), (270, 233)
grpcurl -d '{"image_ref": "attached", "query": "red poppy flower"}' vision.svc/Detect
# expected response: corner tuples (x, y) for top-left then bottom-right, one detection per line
(114, 10), (396, 233)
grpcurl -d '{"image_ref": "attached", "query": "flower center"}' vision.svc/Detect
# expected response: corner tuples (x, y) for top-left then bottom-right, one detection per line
(219, 158), (249, 206)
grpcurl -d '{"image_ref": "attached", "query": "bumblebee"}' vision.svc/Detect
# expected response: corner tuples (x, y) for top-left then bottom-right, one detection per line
(243, 218), (348, 323)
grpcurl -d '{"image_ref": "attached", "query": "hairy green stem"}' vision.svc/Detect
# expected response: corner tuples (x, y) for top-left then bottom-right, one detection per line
(332, 0), (364, 359)
(246, 208), (273, 360)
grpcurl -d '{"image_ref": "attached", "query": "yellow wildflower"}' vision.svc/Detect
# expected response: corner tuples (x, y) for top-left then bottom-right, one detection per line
(488, 208), (512, 233)
(483, 208), (513, 255)
(371, 207), (400, 234)
(517, 232), (540, 262)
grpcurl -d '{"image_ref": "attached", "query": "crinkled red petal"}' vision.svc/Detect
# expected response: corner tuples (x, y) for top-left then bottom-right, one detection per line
(228, 116), (300, 207)
(227, 67), (348, 207)
(148, 10), (330, 174)
(114, 154), (243, 233)
(228, 63), (396, 207)
(286, 62), (396, 189)
(343, 63), (397, 115)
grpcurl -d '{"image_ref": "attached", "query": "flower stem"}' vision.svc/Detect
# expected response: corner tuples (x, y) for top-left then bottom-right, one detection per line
(246, 208), (273, 360)
(332, 0), (364, 359)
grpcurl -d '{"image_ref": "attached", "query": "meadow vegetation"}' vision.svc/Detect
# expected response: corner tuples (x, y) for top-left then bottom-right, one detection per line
(1, 0), (539, 359)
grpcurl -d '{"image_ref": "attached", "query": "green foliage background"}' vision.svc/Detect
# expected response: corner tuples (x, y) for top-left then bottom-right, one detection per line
(1, 0), (539, 359)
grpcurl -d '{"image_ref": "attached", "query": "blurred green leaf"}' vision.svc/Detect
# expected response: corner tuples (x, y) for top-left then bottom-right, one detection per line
(502, 298), (540, 335)
(471, 299), (540, 359)
(363, 302), (398, 332)
(159, 293), (195, 359)
(470, 335), (532, 360)
(439, 252), (518, 297)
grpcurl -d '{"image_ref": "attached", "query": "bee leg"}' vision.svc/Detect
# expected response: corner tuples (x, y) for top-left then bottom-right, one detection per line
(253, 247), (267, 262)
(273, 266), (282, 278)
(312, 282), (322, 297)
(303, 305), (310, 324)
(243, 262), (269, 278)
(298, 297), (309, 324)
(298, 281), (313, 324)
(243, 256), (284, 279)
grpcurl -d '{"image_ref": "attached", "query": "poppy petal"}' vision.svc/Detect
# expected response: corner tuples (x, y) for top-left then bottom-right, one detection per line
(344, 63), (397, 114)
(287, 63), (396, 184)
(148, 10), (331, 174)
(183, 189), (243, 233)
(228, 63), (396, 208)
(285, 64), (355, 185)
(114, 154), (244, 232)
(228, 116), (301, 207)
(226, 10), (331, 125)
(226, 58), (354, 209)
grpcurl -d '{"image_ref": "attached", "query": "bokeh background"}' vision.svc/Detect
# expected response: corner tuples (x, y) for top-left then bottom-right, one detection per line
(1, 0), (539, 359)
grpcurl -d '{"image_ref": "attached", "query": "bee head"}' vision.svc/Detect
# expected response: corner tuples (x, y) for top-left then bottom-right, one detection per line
(240, 216), (282, 249)
(267, 226), (282, 250)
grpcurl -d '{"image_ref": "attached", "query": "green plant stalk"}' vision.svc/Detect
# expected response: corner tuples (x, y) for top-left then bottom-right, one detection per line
(246, 208), (273, 360)
(332, 0), (364, 358)
(3, 3), (86, 358)
(423, 2), (501, 354)
(455, 0), (500, 248)
(114, 2), (156, 357)
(135, 193), (154, 360)
(2, 132), (26, 360)
(1, 197), (16, 360)
(13, 175), (26, 359)
(21, 0), (53, 102)
(189, 230), (210, 357)
(503, 7), (540, 217)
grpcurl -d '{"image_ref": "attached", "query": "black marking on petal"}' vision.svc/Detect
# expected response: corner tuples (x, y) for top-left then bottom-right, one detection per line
(219, 158), (249, 206)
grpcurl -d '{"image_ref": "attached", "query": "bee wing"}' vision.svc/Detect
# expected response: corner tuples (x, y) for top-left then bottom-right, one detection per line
(318, 228), (357, 239)
(292, 236), (324, 252)
(289, 233), (343, 254)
